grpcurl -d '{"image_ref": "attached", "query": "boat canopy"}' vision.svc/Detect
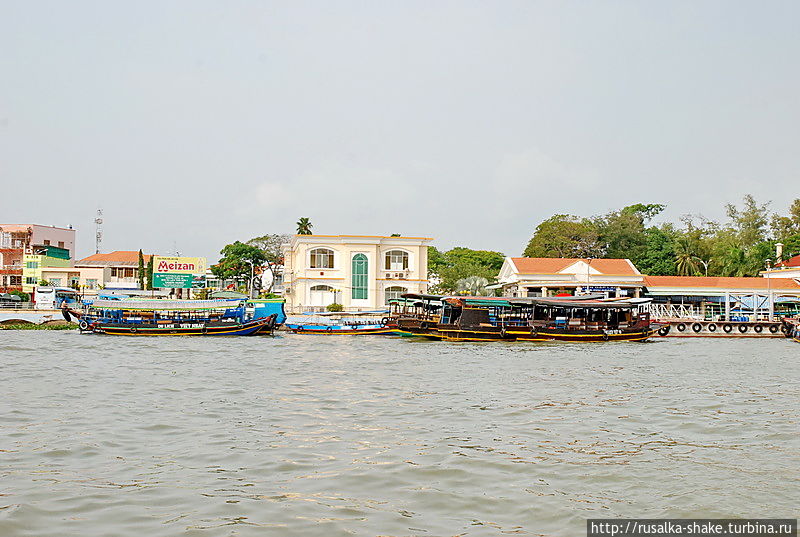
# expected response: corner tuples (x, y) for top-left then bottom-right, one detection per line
(90, 299), (244, 311)
(515, 297), (652, 309)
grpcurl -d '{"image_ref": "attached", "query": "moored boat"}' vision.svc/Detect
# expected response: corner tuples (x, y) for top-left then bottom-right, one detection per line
(781, 318), (800, 342)
(285, 312), (402, 335)
(68, 299), (277, 336)
(393, 294), (658, 342)
(390, 294), (444, 339)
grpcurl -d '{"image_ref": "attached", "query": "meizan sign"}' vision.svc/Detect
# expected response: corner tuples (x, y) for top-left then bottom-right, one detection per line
(152, 256), (207, 289)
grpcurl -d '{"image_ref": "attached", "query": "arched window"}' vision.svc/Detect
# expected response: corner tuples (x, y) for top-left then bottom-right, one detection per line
(384, 250), (409, 271)
(309, 248), (334, 269)
(310, 285), (334, 292)
(385, 286), (407, 304)
(351, 254), (368, 300)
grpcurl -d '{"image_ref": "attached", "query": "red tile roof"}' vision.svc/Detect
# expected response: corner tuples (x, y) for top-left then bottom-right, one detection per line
(76, 251), (154, 266)
(644, 275), (800, 290)
(775, 254), (800, 268)
(509, 257), (640, 275)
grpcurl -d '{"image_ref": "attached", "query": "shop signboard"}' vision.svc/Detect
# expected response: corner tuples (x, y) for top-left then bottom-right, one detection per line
(152, 256), (207, 289)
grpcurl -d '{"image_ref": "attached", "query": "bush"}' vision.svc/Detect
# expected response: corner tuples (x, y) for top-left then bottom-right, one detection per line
(326, 303), (344, 312)
(8, 290), (30, 301)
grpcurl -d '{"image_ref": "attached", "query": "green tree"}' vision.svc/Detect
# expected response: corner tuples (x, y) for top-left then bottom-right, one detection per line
(247, 234), (290, 292)
(8, 290), (29, 301)
(212, 241), (267, 294)
(725, 194), (770, 249)
(428, 246), (505, 294)
(137, 249), (145, 290)
(597, 203), (665, 261)
(635, 225), (677, 276)
(524, 214), (603, 258)
(781, 233), (800, 259)
(145, 256), (154, 290)
(771, 198), (800, 243)
(296, 217), (313, 235)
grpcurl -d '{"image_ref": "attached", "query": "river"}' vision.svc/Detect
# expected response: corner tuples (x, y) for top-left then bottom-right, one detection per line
(1, 332), (797, 536)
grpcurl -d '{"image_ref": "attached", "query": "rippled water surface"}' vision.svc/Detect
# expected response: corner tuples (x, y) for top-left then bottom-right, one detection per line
(1, 332), (798, 536)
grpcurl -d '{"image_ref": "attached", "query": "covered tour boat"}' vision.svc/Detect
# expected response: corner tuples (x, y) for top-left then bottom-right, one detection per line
(392, 293), (659, 342)
(65, 299), (277, 336)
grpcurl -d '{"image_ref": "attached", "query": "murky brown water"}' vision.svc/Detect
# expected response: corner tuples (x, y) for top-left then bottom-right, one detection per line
(1, 332), (798, 536)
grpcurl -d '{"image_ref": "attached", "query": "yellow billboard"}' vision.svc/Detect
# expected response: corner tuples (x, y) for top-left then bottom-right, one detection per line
(153, 256), (207, 275)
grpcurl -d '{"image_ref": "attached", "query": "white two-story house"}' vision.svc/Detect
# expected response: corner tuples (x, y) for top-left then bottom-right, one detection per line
(281, 235), (433, 312)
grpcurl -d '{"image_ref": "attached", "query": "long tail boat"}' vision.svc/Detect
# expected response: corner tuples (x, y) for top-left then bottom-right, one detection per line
(66, 299), (277, 336)
(285, 312), (402, 335)
(393, 294), (659, 342)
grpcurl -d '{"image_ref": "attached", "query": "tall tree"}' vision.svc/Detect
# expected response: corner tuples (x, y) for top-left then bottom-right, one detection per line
(145, 256), (154, 290)
(296, 217), (313, 235)
(770, 198), (800, 244)
(137, 250), (145, 290)
(523, 215), (603, 258)
(725, 194), (770, 249)
(246, 234), (291, 292)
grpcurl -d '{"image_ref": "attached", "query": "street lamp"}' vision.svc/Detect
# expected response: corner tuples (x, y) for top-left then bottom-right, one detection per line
(765, 258), (772, 321)
(244, 260), (255, 299)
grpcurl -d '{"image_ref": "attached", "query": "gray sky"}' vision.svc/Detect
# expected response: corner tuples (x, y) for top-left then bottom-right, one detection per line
(2, 1), (798, 262)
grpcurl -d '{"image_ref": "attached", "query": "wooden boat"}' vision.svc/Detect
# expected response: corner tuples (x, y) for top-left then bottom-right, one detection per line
(67, 299), (277, 336)
(285, 312), (402, 335)
(394, 294), (658, 342)
(781, 318), (800, 342)
(389, 294), (444, 339)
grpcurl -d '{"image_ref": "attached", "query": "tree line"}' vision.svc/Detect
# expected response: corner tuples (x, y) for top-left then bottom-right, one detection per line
(523, 195), (800, 277)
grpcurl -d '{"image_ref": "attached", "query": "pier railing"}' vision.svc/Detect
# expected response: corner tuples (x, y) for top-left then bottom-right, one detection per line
(648, 304), (702, 320)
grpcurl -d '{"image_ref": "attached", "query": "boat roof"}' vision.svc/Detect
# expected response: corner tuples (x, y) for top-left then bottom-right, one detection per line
(90, 299), (244, 311)
(443, 295), (650, 309)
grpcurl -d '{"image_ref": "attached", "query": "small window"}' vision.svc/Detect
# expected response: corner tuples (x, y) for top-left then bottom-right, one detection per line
(44, 240), (51, 246)
(58, 241), (64, 248)
(310, 248), (334, 269)
(385, 286), (407, 304)
(310, 285), (334, 292)
(384, 250), (409, 271)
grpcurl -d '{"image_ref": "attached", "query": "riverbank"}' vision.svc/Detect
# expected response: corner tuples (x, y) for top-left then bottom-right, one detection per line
(0, 321), (76, 330)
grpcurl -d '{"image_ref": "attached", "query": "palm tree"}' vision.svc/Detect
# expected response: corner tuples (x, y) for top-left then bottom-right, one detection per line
(455, 276), (492, 296)
(674, 238), (709, 276)
(296, 217), (313, 235)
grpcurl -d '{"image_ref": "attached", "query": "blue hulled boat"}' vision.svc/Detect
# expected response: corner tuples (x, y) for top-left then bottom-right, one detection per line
(67, 299), (277, 336)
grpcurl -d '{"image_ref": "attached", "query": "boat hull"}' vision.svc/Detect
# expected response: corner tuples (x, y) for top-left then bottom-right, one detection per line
(437, 325), (656, 342)
(89, 317), (275, 336)
(286, 323), (402, 335)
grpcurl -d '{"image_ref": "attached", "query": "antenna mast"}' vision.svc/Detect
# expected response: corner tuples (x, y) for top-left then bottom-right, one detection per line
(94, 209), (103, 254)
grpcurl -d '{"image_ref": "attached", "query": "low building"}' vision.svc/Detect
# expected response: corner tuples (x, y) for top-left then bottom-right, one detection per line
(762, 253), (800, 280)
(75, 251), (154, 290)
(496, 257), (644, 298)
(0, 224), (77, 292)
(282, 235), (433, 312)
(22, 246), (74, 292)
